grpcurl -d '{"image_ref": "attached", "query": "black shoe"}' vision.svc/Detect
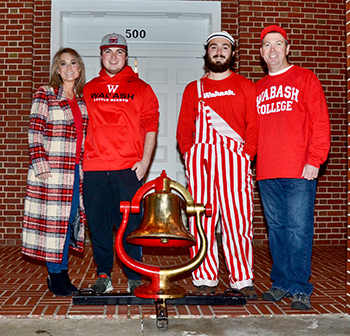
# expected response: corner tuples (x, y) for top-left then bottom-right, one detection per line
(262, 287), (291, 302)
(239, 286), (258, 300)
(61, 270), (79, 294)
(127, 279), (142, 295)
(291, 293), (311, 310)
(91, 273), (113, 294)
(195, 285), (216, 294)
(47, 273), (72, 297)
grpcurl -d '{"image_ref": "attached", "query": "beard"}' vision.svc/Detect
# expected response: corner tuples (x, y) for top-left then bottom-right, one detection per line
(204, 53), (233, 73)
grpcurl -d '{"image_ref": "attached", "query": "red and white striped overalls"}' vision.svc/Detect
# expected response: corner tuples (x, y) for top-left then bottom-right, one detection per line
(185, 80), (254, 289)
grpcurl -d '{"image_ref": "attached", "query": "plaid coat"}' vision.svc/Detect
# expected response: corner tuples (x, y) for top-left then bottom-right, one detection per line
(22, 85), (88, 263)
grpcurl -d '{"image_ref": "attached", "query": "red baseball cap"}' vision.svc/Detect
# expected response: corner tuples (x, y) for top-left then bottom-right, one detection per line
(260, 25), (289, 43)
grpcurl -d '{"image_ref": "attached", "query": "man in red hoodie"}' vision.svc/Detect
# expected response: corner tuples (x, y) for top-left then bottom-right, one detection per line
(83, 33), (159, 294)
(256, 25), (330, 310)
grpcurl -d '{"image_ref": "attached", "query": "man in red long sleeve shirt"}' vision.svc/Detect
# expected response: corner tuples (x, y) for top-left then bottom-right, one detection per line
(256, 25), (330, 310)
(176, 31), (258, 299)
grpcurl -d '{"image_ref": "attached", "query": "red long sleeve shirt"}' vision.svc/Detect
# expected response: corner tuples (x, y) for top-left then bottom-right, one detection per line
(255, 65), (331, 180)
(176, 72), (258, 158)
(67, 97), (83, 164)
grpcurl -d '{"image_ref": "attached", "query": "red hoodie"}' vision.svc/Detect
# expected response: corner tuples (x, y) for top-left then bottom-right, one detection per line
(83, 66), (159, 171)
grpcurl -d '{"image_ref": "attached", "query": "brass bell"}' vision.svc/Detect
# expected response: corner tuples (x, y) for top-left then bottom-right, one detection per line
(116, 170), (212, 300)
(126, 191), (196, 247)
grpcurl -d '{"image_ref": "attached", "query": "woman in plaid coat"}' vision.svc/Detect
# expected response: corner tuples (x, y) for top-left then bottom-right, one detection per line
(22, 48), (88, 296)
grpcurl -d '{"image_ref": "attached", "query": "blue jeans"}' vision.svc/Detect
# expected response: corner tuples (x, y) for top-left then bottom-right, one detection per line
(47, 164), (80, 273)
(258, 178), (317, 296)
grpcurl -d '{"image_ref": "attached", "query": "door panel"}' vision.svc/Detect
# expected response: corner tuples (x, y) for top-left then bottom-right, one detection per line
(135, 57), (204, 184)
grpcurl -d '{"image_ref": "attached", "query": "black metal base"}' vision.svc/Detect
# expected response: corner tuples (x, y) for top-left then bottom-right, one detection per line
(72, 289), (247, 306)
(73, 289), (246, 330)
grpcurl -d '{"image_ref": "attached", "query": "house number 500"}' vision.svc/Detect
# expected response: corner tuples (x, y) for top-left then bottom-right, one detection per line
(125, 29), (146, 39)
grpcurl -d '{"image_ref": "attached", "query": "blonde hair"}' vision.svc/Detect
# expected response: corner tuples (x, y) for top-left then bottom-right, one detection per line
(49, 48), (86, 97)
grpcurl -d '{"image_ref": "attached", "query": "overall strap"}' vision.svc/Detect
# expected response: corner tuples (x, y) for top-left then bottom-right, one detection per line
(197, 79), (202, 99)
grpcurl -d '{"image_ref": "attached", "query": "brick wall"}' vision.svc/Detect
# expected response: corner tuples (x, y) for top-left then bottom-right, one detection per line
(0, 0), (51, 245)
(346, 0), (350, 318)
(0, 0), (347, 254)
(0, 0), (33, 245)
(32, 1), (51, 91)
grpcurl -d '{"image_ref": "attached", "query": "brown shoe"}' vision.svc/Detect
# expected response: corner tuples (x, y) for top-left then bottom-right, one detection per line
(239, 286), (258, 300)
(196, 285), (216, 294)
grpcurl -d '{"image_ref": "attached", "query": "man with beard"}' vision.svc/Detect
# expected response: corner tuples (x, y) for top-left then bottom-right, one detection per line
(176, 31), (258, 299)
(83, 33), (159, 294)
